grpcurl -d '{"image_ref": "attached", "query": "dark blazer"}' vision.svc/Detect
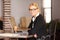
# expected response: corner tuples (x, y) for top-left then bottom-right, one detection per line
(28, 14), (46, 38)
(0, 20), (3, 30)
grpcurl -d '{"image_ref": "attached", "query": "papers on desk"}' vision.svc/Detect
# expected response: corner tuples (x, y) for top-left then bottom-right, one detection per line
(0, 33), (33, 38)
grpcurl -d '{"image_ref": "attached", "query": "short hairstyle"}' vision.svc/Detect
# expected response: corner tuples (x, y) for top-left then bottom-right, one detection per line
(29, 2), (39, 9)
(29, 2), (41, 12)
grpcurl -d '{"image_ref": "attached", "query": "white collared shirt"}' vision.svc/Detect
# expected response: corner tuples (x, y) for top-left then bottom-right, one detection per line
(32, 13), (40, 22)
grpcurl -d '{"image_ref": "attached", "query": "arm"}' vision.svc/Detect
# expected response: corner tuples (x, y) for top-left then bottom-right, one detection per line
(34, 16), (46, 38)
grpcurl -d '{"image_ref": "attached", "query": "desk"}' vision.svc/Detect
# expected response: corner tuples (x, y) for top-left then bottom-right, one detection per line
(0, 33), (33, 40)
(0, 33), (33, 38)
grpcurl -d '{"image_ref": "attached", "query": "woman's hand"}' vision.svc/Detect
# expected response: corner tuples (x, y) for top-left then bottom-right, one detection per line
(34, 34), (37, 38)
(14, 26), (18, 33)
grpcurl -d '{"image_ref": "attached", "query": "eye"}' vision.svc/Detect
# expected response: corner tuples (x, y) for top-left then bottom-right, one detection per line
(29, 8), (38, 11)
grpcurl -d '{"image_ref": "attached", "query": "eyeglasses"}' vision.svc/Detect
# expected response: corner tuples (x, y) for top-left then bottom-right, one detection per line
(29, 8), (38, 11)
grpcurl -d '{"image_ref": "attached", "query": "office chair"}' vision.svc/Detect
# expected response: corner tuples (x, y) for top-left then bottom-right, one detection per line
(41, 20), (57, 40)
(10, 17), (17, 33)
(18, 16), (31, 32)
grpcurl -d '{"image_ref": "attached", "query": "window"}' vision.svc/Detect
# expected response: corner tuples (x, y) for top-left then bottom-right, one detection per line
(43, 0), (51, 23)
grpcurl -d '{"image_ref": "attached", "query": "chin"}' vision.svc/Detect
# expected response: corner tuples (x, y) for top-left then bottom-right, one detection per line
(31, 14), (34, 16)
(32, 15), (34, 16)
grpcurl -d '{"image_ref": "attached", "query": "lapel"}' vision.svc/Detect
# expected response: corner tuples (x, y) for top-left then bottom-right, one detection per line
(34, 14), (41, 23)
(31, 14), (41, 28)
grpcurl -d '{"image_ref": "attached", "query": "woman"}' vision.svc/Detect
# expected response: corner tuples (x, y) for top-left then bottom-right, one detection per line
(28, 2), (46, 40)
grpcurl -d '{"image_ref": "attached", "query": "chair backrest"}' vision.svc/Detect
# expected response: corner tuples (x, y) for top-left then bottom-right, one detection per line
(10, 16), (17, 32)
(10, 17), (17, 27)
(20, 16), (31, 28)
(47, 20), (57, 40)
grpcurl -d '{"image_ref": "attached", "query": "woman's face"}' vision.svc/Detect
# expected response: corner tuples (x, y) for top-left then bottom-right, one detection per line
(29, 5), (39, 16)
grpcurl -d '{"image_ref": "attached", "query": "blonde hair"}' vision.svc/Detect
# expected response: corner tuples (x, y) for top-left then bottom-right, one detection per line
(30, 3), (40, 8)
(29, 2), (41, 12)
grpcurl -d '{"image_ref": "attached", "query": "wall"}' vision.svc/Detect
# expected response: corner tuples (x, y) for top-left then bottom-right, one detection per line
(11, 0), (42, 25)
(0, 0), (2, 17)
(0, 0), (60, 25)
(0, 0), (42, 25)
(52, 0), (60, 20)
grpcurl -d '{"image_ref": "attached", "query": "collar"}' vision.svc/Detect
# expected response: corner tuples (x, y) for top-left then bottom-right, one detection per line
(32, 13), (40, 22)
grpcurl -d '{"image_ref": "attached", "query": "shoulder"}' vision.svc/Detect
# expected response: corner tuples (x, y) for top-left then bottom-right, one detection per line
(36, 14), (46, 23)
(37, 14), (44, 20)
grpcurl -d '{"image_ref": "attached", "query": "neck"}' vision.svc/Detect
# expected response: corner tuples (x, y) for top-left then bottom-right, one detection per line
(33, 12), (40, 18)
